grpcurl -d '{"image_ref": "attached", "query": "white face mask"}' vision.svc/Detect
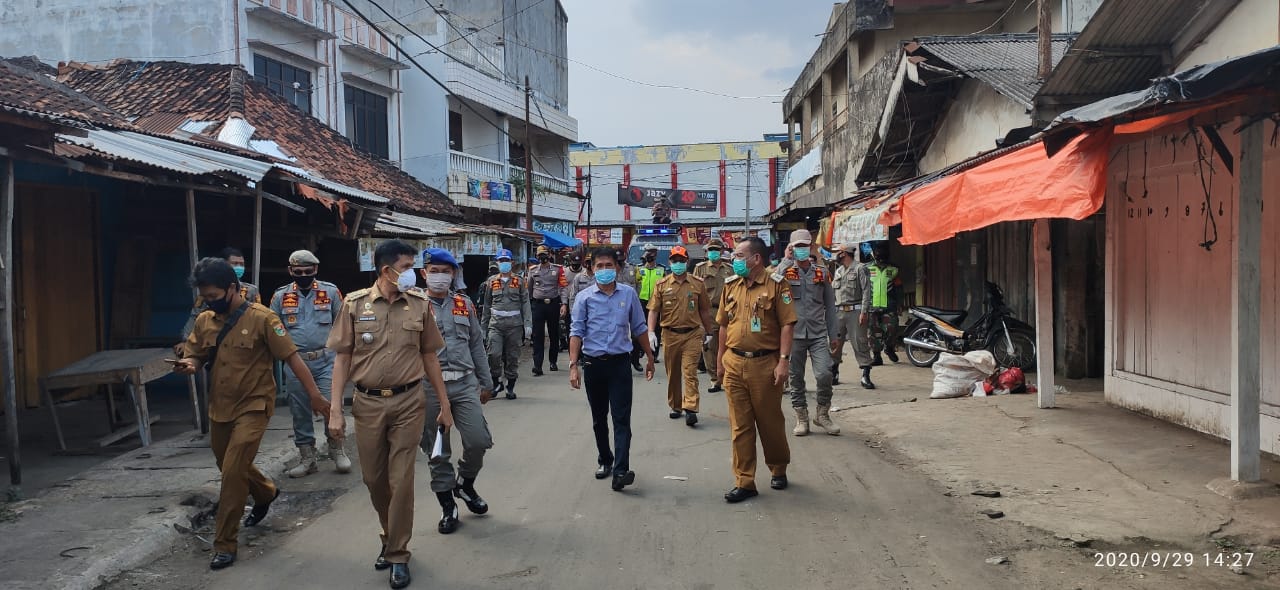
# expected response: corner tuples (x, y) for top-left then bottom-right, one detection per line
(425, 272), (453, 294)
(393, 267), (417, 292)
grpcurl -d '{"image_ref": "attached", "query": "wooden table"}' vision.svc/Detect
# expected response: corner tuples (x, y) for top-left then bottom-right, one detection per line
(40, 348), (200, 450)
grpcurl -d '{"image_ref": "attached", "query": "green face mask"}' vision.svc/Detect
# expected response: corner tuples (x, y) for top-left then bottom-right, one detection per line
(670, 262), (688, 275)
(707, 251), (721, 262)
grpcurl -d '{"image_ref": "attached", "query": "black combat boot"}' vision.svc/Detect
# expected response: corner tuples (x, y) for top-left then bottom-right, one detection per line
(860, 367), (876, 390)
(506, 378), (517, 400)
(437, 491), (460, 534)
(454, 475), (489, 514)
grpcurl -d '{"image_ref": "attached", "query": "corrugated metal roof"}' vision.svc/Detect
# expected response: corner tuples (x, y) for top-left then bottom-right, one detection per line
(914, 33), (1076, 108)
(372, 211), (521, 239)
(1036, 0), (1242, 104)
(59, 130), (274, 181)
(276, 164), (389, 205)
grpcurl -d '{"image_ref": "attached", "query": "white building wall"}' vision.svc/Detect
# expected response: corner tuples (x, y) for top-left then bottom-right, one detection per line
(1176, 0), (1280, 71)
(917, 81), (1030, 175)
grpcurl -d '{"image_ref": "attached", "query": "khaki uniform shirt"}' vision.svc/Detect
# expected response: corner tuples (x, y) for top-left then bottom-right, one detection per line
(833, 262), (867, 307)
(529, 263), (568, 303)
(648, 274), (711, 329)
(326, 283), (445, 389)
(480, 273), (532, 333)
(782, 261), (837, 340)
(182, 302), (296, 422)
(716, 268), (797, 352)
(692, 260), (734, 311)
(566, 269), (594, 311)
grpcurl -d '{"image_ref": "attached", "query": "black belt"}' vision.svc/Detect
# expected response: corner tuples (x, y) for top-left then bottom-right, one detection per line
(666, 326), (698, 334)
(581, 353), (630, 363)
(355, 382), (418, 398)
(730, 348), (777, 358)
(536, 298), (559, 305)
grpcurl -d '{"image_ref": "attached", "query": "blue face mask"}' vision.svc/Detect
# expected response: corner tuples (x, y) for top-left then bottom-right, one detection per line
(707, 250), (721, 262)
(498, 261), (512, 274)
(595, 268), (617, 285)
(232, 265), (246, 280)
(794, 247), (810, 260)
(670, 262), (687, 275)
(732, 259), (750, 277)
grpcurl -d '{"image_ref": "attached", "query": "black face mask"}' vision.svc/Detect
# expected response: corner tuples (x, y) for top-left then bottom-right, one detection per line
(538, 255), (549, 263)
(207, 290), (233, 314)
(644, 254), (656, 262)
(570, 264), (581, 272)
(292, 272), (316, 293)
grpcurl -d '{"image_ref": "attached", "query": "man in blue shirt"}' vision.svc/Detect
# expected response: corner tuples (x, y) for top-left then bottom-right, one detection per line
(569, 248), (655, 491)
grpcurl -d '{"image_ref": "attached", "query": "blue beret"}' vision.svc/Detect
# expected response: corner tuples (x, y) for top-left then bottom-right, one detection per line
(423, 247), (459, 268)
(496, 248), (513, 260)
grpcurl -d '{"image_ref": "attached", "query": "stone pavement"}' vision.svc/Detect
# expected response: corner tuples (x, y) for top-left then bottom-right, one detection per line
(0, 412), (309, 590)
(823, 358), (1280, 555)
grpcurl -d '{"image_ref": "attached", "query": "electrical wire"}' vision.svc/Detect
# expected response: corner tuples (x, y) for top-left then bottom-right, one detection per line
(424, 0), (505, 76)
(435, 0), (552, 52)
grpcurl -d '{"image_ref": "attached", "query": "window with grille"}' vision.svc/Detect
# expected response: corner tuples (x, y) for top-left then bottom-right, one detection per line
(344, 85), (389, 159)
(252, 54), (312, 115)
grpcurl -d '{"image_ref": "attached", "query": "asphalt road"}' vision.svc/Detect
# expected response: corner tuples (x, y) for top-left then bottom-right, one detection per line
(181, 360), (1049, 590)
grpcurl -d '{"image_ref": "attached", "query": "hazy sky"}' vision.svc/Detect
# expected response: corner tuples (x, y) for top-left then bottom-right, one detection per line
(561, 0), (837, 147)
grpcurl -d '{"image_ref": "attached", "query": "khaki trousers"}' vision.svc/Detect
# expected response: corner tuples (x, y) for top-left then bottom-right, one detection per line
(722, 353), (790, 490)
(663, 328), (703, 413)
(702, 323), (722, 386)
(353, 385), (427, 564)
(210, 411), (276, 554)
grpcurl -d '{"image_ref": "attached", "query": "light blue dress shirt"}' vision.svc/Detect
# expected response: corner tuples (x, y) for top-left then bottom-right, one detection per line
(570, 283), (649, 357)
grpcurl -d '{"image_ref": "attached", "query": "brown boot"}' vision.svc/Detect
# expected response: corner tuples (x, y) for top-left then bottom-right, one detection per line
(793, 408), (810, 436)
(813, 404), (841, 435)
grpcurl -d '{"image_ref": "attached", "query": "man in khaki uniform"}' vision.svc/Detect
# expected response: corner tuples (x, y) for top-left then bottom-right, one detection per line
(174, 257), (329, 571)
(832, 243), (875, 389)
(693, 238), (734, 393)
(326, 240), (453, 590)
(716, 237), (797, 503)
(647, 246), (714, 427)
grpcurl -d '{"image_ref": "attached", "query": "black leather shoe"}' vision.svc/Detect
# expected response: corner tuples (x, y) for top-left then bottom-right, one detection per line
(724, 487), (758, 503)
(493, 382), (505, 394)
(685, 412), (698, 427)
(532, 367), (544, 376)
(632, 361), (643, 373)
(549, 363), (559, 372)
(832, 374), (841, 385)
(669, 410), (682, 419)
(861, 374), (876, 390)
(770, 476), (788, 490)
(886, 349), (900, 363)
(390, 563), (411, 589)
(707, 384), (723, 393)
(594, 464), (610, 480)
(243, 487), (279, 527)
(454, 477), (489, 515)
(611, 470), (635, 491)
(209, 552), (236, 570)
(374, 546), (390, 570)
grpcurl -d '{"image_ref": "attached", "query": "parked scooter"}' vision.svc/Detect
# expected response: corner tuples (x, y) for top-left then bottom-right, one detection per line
(902, 281), (1037, 370)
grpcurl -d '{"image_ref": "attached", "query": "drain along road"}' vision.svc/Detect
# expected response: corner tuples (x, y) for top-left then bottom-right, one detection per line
(110, 364), (1157, 590)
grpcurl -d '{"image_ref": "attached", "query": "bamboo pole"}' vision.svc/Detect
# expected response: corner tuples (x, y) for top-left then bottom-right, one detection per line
(2, 158), (20, 487)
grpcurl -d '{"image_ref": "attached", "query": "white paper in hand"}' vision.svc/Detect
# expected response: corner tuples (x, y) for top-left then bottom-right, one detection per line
(430, 425), (445, 459)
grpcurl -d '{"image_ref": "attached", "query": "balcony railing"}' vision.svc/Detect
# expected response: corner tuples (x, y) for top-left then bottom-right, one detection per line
(448, 150), (577, 220)
(450, 150), (506, 182)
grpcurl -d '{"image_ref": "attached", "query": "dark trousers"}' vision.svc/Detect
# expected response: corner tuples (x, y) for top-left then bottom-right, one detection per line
(583, 355), (634, 475)
(531, 300), (560, 368)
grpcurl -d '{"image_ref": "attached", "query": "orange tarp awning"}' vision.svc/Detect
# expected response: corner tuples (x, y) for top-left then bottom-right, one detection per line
(890, 129), (1114, 245)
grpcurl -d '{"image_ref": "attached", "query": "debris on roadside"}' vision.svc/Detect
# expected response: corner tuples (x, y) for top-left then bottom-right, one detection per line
(985, 556), (1009, 565)
(972, 489), (1002, 498)
(980, 509), (1005, 519)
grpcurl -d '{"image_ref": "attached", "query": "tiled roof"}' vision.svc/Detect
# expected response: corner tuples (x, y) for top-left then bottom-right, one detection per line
(912, 34), (1077, 108)
(0, 58), (133, 130)
(58, 60), (459, 219)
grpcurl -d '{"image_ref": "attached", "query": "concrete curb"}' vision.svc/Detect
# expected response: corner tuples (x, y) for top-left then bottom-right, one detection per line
(64, 431), (301, 590)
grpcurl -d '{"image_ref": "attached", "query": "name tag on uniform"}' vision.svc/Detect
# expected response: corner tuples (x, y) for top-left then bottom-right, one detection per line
(751, 317), (762, 333)
(287, 315), (299, 325)
(358, 315), (377, 322)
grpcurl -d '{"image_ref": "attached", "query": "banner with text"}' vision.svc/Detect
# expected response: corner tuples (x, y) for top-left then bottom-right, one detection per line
(467, 179), (514, 201)
(830, 201), (891, 246)
(617, 184), (717, 211)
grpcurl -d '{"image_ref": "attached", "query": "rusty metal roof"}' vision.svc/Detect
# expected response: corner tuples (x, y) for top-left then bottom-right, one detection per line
(913, 33), (1076, 109)
(1035, 0), (1242, 108)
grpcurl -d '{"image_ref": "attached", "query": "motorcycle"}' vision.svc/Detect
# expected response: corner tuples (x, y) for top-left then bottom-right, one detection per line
(901, 281), (1037, 370)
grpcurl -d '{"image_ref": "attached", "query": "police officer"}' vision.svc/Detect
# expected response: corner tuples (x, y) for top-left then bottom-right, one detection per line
(179, 247), (261, 342)
(618, 248), (638, 289)
(269, 250), (349, 477)
(326, 240), (453, 590)
(633, 244), (667, 370)
(173, 257), (329, 571)
(716, 237), (796, 503)
(566, 254), (594, 312)
(416, 249), (495, 536)
(528, 244), (568, 375)
(862, 242), (900, 370)
(481, 249), (531, 399)
(693, 238), (733, 393)
(647, 246), (714, 427)
(832, 243), (875, 390)
(774, 231), (838, 437)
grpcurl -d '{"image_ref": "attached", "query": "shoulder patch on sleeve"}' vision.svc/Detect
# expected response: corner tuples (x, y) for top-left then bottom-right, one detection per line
(781, 291), (793, 305)
(770, 273), (785, 283)
(724, 275), (741, 284)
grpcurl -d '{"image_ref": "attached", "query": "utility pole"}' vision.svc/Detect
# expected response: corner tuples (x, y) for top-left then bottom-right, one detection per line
(524, 76), (534, 232)
(744, 150), (752, 233)
(1037, 0), (1051, 79)
(586, 163), (593, 246)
